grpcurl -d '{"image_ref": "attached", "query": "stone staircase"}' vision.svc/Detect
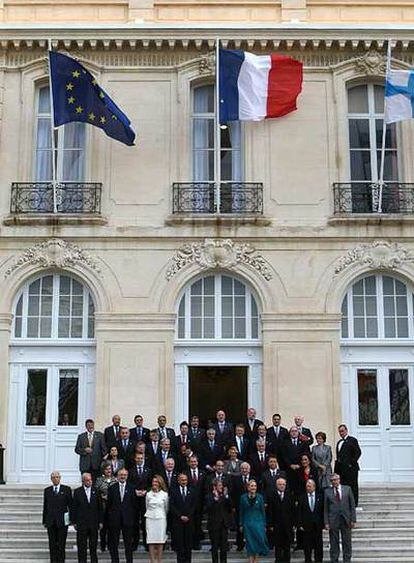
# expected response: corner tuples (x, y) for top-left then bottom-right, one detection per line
(0, 484), (413, 562)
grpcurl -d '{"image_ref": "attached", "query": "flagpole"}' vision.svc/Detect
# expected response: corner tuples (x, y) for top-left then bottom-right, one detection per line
(377, 39), (392, 214)
(47, 39), (58, 213)
(215, 37), (221, 214)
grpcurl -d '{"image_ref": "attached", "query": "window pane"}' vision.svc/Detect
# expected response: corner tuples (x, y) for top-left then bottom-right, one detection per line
(41, 295), (53, 316)
(27, 317), (39, 338)
(193, 118), (214, 150)
(348, 85), (368, 113)
(395, 280), (407, 295)
(204, 296), (214, 317)
(204, 276), (215, 295)
(353, 318), (365, 338)
(376, 150), (398, 182)
(58, 317), (70, 338)
(374, 85), (385, 113)
(396, 296), (408, 316)
(193, 85), (214, 113)
(251, 316), (258, 339)
(59, 295), (70, 316)
(72, 280), (83, 295)
(26, 369), (47, 426)
(29, 279), (41, 295)
(190, 317), (202, 338)
(235, 296), (246, 316)
(383, 296), (395, 316)
(384, 317), (396, 338)
(71, 317), (83, 338)
(234, 317), (246, 338)
(178, 318), (185, 339)
(191, 279), (202, 295)
(15, 317), (22, 338)
(178, 297), (185, 316)
(38, 87), (51, 113)
(72, 295), (83, 316)
(366, 318), (378, 337)
(350, 150), (371, 181)
(222, 317), (232, 338)
(383, 276), (394, 294)
(58, 369), (79, 426)
(358, 369), (379, 425)
(349, 119), (370, 149)
(397, 317), (409, 337)
(222, 297), (233, 316)
(60, 276), (71, 294)
(353, 296), (364, 316)
(28, 296), (39, 316)
(366, 296), (377, 316)
(389, 369), (410, 425)
(191, 296), (202, 316)
(341, 296), (349, 338)
(375, 119), (397, 149)
(365, 276), (376, 294)
(40, 317), (52, 338)
(222, 276), (233, 295)
(204, 318), (215, 339)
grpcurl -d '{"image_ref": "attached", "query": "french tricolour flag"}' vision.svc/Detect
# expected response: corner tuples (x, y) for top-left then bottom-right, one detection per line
(219, 49), (303, 124)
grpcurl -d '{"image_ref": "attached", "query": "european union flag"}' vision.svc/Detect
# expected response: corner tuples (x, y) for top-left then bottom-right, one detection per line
(49, 51), (135, 146)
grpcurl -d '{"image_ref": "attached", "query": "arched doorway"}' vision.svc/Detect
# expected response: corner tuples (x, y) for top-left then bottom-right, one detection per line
(340, 273), (414, 482)
(174, 273), (262, 427)
(7, 272), (96, 483)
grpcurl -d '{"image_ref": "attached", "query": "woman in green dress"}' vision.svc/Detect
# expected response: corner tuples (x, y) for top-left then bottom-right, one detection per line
(239, 480), (269, 563)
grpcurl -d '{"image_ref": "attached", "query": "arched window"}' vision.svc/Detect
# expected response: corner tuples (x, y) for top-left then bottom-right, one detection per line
(192, 84), (242, 182)
(347, 84), (399, 213)
(13, 274), (95, 339)
(341, 274), (413, 339)
(35, 85), (86, 182)
(177, 274), (259, 340)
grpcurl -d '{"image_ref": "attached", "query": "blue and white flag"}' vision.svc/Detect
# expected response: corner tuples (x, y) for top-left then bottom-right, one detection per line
(385, 69), (414, 124)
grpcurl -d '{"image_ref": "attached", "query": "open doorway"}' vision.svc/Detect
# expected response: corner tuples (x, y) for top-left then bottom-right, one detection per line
(189, 366), (248, 428)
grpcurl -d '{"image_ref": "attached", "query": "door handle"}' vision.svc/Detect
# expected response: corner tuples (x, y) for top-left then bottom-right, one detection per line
(385, 427), (390, 431)
(52, 428), (57, 432)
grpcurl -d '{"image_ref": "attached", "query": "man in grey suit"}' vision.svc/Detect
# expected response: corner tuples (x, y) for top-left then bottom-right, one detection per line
(75, 419), (107, 482)
(324, 473), (356, 563)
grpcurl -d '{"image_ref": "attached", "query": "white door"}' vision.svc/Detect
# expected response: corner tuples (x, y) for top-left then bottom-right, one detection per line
(8, 362), (95, 484)
(349, 365), (414, 482)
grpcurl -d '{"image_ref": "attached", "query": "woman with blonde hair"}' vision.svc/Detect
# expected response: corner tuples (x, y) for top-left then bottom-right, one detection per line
(145, 474), (169, 563)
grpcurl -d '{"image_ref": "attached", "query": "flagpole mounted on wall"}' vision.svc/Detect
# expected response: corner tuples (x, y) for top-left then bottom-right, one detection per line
(47, 39), (59, 214)
(377, 39), (393, 214)
(215, 37), (221, 214)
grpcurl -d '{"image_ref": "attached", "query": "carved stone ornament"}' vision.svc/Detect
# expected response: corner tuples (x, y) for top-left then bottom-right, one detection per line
(4, 238), (101, 278)
(334, 240), (414, 275)
(199, 52), (215, 75)
(166, 238), (273, 281)
(354, 50), (387, 76)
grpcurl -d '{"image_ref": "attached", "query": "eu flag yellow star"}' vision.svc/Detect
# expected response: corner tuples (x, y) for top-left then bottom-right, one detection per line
(88, 112), (96, 121)
(75, 106), (83, 114)
(99, 92), (105, 99)
(100, 116), (107, 124)
(67, 96), (75, 104)
(66, 83), (74, 91)
(72, 70), (81, 78)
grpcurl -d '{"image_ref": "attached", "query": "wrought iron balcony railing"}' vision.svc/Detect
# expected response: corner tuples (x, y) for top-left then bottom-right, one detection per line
(333, 182), (414, 215)
(172, 182), (263, 215)
(10, 182), (102, 214)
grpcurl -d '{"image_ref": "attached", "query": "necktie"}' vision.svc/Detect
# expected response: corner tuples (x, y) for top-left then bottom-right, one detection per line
(168, 472), (171, 484)
(123, 440), (127, 449)
(271, 471), (275, 478)
(138, 427), (142, 439)
(192, 470), (197, 483)
(138, 465), (142, 475)
(293, 439), (297, 446)
(334, 487), (340, 502)
(181, 487), (186, 501)
(279, 492), (284, 501)
(120, 484), (125, 502)
(210, 441), (214, 450)
(260, 453), (264, 463)
(275, 427), (279, 438)
(54, 486), (58, 495)
(88, 433), (93, 447)
(309, 494), (315, 511)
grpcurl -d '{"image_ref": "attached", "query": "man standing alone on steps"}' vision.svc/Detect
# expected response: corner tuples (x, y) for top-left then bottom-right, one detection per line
(42, 471), (72, 563)
(324, 474), (356, 563)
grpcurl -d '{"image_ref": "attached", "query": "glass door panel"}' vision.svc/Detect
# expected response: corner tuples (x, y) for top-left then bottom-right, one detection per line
(357, 368), (379, 426)
(389, 369), (411, 425)
(25, 369), (48, 426)
(57, 368), (79, 426)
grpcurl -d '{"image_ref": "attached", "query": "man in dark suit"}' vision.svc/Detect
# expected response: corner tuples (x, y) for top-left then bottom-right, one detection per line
(281, 426), (311, 499)
(71, 472), (102, 563)
(161, 457), (179, 491)
(267, 414), (289, 465)
(297, 479), (324, 563)
(104, 414), (122, 449)
(157, 415), (176, 441)
(128, 452), (152, 551)
(230, 424), (250, 461)
(267, 476), (295, 563)
(205, 479), (233, 563)
(188, 415), (205, 447)
(199, 428), (224, 472)
(244, 407), (264, 441)
(261, 455), (285, 502)
(116, 427), (136, 470)
(42, 471), (72, 563)
(146, 429), (161, 462)
(334, 424), (362, 507)
(107, 468), (137, 563)
(153, 437), (177, 472)
(213, 410), (234, 447)
(231, 462), (255, 551)
(205, 460), (232, 493)
(186, 455), (207, 550)
(174, 421), (193, 451)
(129, 414), (150, 444)
(249, 441), (270, 484)
(169, 473), (198, 563)
(294, 415), (314, 447)
(324, 474), (356, 563)
(75, 419), (107, 482)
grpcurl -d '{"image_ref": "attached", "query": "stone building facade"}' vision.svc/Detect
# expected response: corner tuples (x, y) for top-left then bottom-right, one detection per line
(0, 0), (413, 484)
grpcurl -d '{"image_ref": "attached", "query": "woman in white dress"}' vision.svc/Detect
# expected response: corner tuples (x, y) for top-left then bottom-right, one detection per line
(145, 475), (169, 563)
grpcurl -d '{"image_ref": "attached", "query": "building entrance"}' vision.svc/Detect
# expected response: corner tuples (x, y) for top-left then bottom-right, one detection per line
(189, 366), (248, 427)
